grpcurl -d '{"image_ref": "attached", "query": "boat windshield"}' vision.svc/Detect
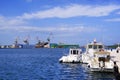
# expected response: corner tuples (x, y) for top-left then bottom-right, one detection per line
(98, 55), (110, 62)
(88, 45), (92, 48)
(93, 45), (97, 49)
(88, 45), (103, 49)
(71, 50), (79, 55)
(98, 45), (103, 49)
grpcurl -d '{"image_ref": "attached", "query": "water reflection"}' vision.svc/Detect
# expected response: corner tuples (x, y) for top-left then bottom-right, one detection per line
(59, 63), (115, 80)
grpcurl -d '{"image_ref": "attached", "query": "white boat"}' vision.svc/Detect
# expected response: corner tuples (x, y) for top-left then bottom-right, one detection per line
(107, 43), (120, 53)
(116, 46), (120, 53)
(82, 39), (104, 63)
(59, 48), (82, 63)
(87, 51), (114, 72)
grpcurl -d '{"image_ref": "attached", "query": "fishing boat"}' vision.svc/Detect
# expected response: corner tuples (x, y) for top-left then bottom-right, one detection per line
(35, 39), (50, 48)
(59, 48), (82, 63)
(87, 50), (114, 72)
(82, 39), (104, 63)
(35, 36), (50, 48)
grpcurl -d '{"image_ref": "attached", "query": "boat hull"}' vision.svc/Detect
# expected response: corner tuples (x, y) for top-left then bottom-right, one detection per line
(59, 48), (82, 63)
(90, 68), (114, 72)
(59, 56), (81, 63)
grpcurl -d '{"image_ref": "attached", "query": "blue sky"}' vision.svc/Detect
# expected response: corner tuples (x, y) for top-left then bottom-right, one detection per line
(0, 0), (120, 45)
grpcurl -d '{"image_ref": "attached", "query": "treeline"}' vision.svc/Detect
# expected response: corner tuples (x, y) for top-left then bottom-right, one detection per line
(107, 44), (119, 49)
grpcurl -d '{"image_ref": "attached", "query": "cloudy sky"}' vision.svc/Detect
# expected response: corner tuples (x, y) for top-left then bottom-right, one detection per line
(0, 0), (120, 45)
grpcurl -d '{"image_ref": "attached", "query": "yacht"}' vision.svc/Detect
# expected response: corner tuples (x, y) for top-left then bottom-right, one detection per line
(87, 50), (114, 72)
(59, 48), (82, 63)
(82, 39), (104, 63)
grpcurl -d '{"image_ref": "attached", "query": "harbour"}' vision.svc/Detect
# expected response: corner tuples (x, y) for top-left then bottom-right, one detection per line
(0, 48), (115, 80)
(0, 0), (120, 79)
(0, 39), (120, 80)
(58, 39), (120, 80)
(0, 37), (80, 49)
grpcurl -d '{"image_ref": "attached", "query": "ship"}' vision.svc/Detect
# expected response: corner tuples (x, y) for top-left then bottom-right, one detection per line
(35, 38), (50, 48)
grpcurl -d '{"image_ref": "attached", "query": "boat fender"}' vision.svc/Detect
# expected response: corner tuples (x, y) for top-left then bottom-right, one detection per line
(59, 60), (63, 63)
(88, 65), (90, 68)
(116, 50), (119, 53)
(72, 60), (75, 63)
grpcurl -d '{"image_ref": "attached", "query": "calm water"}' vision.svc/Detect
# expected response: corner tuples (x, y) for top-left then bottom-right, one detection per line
(0, 48), (115, 80)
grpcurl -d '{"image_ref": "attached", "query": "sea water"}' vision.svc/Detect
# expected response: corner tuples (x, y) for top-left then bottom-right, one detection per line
(0, 48), (115, 80)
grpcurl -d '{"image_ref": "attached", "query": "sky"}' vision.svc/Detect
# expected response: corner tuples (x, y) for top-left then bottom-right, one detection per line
(0, 0), (120, 45)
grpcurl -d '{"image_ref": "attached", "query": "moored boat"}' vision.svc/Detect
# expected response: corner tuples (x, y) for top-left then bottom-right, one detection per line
(59, 48), (82, 63)
(81, 39), (104, 63)
(87, 50), (114, 72)
(35, 40), (50, 48)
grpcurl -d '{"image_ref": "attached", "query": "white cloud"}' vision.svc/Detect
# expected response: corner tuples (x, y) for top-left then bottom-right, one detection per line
(117, 11), (120, 14)
(8, 19), (26, 25)
(0, 26), (75, 32)
(18, 4), (120, 19)
(0, 15), (26, 26)
(0, 15), (99, 33)
(0, 24), (100, 34)
(105, 18), (120, 22)
(0, 15), (100, 34)
(105, 10), (120, 22)
(0, 16), (6, 23)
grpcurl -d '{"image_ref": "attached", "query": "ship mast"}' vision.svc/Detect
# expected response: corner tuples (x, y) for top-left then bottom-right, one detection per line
(23, 35), (30, 45)
(14, 36), (20, 45)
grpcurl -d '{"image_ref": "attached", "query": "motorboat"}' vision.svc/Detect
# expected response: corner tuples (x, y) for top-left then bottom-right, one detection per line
(116, 46), (120, 53)
(82, 39), (104, 63)
(59, 48), (82, 63)
(87, 50), (114, 72)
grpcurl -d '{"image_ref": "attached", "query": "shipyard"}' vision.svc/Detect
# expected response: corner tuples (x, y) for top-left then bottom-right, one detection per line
(0, 0), (120, 80)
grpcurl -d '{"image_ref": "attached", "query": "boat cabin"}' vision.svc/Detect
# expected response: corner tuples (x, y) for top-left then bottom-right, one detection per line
(86, 40), (104, 51)
(69, 48), (82, 55)
(87, 44), (103, 49)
